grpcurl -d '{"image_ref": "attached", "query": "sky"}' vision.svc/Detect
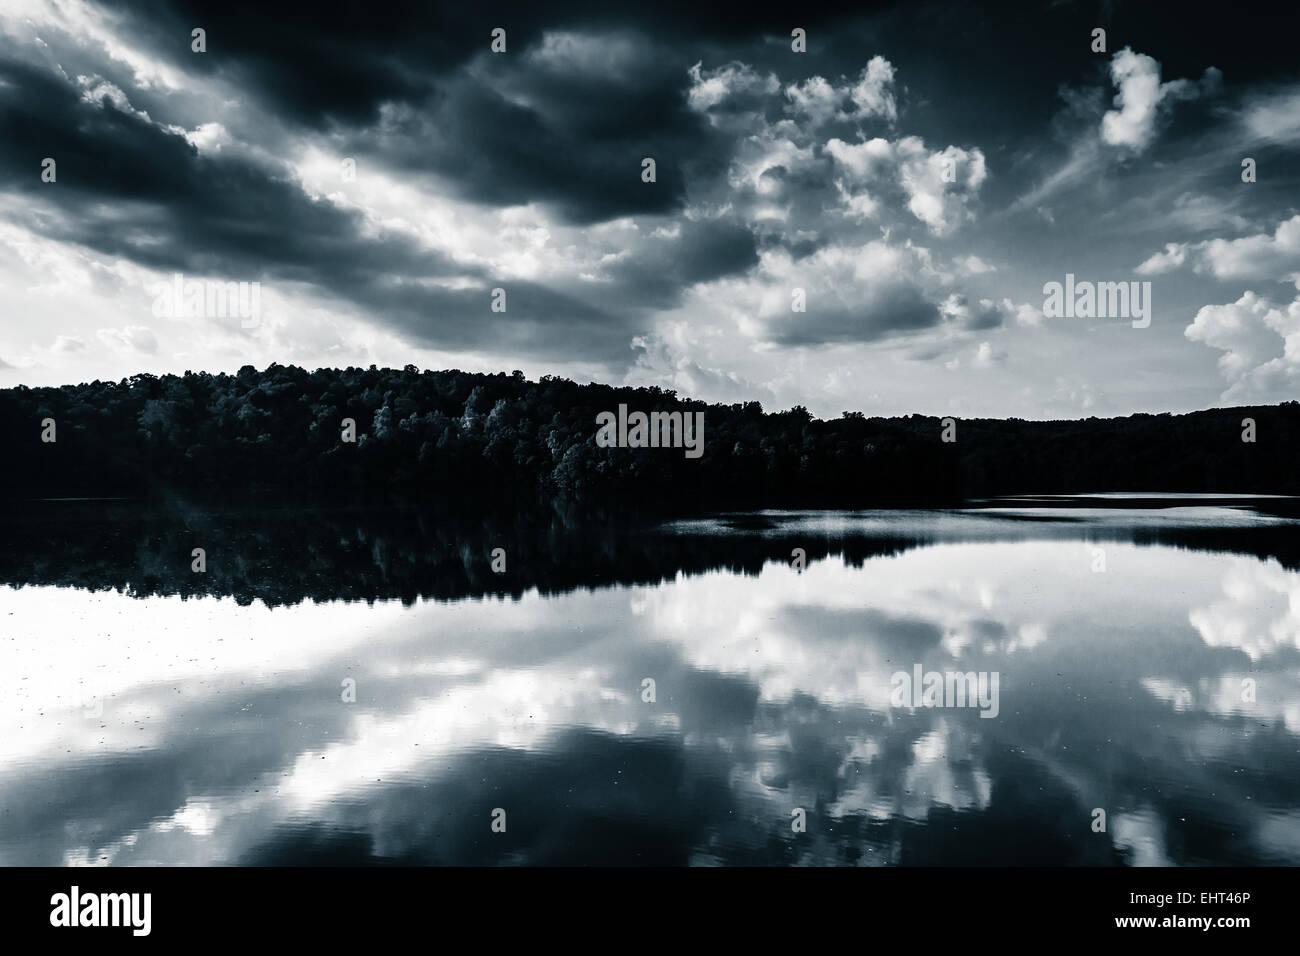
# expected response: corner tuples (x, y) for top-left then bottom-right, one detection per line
(0, 0), (1298, 419)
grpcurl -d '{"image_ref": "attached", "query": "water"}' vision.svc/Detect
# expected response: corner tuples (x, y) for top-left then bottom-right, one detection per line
(1, 499), (1298, 865)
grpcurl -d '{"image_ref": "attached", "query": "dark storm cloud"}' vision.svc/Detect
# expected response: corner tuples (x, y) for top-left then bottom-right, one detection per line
(94, 0), (902, 223)
(106, 0), (905, 121)
(768, 281), (943, 347)
(3, 0), (856, 361)
(97, 0), (494, 129)
(8, 0), (1295, 387)
(0, 59), (198, 203)
(602, 219), (759, 308)
(0, 55), (639, 359)
(0, 58), (440, 273)
(368, 279), (630, 358)
(3, 0), (1007, 364)
(359, 68), (699, 224)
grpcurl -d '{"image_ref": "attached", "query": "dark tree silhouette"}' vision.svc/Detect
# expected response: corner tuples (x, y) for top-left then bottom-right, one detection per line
(0, 364), (1295, 506)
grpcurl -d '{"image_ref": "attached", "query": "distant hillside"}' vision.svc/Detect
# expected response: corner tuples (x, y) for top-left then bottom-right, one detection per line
(0, 364), (1295, 506)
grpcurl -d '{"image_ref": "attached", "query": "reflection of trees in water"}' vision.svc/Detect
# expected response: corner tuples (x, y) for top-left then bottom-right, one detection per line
(0, 501), (928, 606)
(0, 500), (1295, 606)
(1134, 525), (1300, 573)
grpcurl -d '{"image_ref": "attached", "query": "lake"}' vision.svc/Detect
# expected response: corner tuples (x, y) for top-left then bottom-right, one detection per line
(1, 497), (1298, 865)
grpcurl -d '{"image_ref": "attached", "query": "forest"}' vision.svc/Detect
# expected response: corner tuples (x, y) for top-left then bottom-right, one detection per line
(0, 363), (1295, 507)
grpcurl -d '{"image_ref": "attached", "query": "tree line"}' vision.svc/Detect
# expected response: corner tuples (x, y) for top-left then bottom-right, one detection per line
(1, 363), (1295, 506)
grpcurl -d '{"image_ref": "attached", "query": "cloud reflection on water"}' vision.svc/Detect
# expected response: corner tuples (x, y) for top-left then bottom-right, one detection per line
(2, 517), (1299, 865)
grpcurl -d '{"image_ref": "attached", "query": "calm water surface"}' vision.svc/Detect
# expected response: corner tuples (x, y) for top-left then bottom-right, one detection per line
(2, 499), (1298, 865)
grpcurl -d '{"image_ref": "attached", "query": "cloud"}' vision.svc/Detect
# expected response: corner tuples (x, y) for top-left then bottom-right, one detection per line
(1100, 48), (1216, 153)
(0, 54), (652, 362)
(848, 56), (899, 122)
(602, 218), (759, 308)
(0, 21), (794, 373)
(742, 240), (945, 346)
(97, 325), (158, 353)
(52, 335), (85, 352)
(955, 255), (995, 276)
(823, 137), (894, 178)
(1241, 87), (1300, 146)
(1010, 301), (1045, 327)
(940, 294), (1021, 331)
(1196, 215), (1300, 282)
(687, 56), (985, 240)
(1185, 289), (1300, 402)
(1189, 557), (1300, 660)
(1136, 242), (1189, 275)
(826, 136), (987, 237)
(2, 0), (1291, 420)
(0, 5), (1001, 391)
(1163, 191), (1252, 234)
(971, 341), (1006, 368)
(784, 75), (843, 125)
(686, 60), (778, 112)
(1014, 48), (1222, 213)
(626, 328), (777, 405)
(355, 31), (729, 224)
(784, 55), (897, 124)
(897, 142), (987, 236)
(1052, 375), (1100, 412)
(1138, 215), (1300, 282)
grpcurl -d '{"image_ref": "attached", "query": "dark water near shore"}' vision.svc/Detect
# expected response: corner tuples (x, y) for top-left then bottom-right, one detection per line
(1, 496), (1298, 865)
